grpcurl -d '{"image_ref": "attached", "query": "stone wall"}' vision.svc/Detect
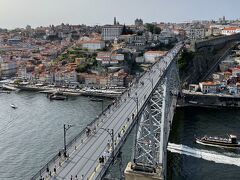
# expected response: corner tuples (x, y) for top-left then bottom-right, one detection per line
(181, 35), (240, 87)
(194, 34), (240, 52)
(180, 94), (240, 108)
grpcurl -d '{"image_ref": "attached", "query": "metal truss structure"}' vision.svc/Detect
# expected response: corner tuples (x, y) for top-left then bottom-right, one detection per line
(133, 59), (181, 178)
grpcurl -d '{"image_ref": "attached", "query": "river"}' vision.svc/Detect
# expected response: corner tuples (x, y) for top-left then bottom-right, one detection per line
(1, 92), (240, 180)
(167, 107), (240, 180)
(0, 91), (111, 180)
(107, 107), (240, 180)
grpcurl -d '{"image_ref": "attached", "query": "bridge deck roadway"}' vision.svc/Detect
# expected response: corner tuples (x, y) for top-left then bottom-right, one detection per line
(35, 43), (183, 180)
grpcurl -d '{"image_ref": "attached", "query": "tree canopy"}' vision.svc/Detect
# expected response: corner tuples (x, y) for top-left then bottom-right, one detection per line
(145, 23), (161, 34)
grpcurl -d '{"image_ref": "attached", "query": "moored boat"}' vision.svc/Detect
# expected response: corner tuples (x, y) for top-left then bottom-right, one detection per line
(196, 134), (240, 148)
(89, 97), (104, 102)
(48, 91), (68, 100)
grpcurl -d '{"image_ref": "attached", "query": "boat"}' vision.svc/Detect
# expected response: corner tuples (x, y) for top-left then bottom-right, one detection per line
(48, 91), (67, 100)
(89, 97), (104, 102)
(10, 104), (17, 109)
(0, 90), (11, 94)
(196, 134), (240, 148)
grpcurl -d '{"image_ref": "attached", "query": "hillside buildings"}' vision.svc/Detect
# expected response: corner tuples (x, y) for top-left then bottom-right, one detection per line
(221, 27), (240, 36)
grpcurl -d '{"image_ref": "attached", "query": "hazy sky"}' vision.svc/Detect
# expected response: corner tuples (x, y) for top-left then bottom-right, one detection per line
(0, 0), (239, 29)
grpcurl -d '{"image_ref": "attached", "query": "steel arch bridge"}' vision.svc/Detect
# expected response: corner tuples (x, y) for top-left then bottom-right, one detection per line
(31, 43), (183, 180)
(125, 44), (183, 180)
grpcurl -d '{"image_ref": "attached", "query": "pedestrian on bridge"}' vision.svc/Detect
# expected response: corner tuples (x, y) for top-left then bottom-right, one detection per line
(53, 166), (56, 174)
(93, 126), (96, 134)
(86, 127), (91, 137)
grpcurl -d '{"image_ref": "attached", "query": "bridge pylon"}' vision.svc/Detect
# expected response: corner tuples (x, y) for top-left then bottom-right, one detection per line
(125, 58), (181, 180)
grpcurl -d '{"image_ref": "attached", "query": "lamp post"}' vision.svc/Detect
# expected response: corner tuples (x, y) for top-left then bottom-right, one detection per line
(100, 128), (114, 162)
(129, 94), (139, 163)
(129, 94), (139, 120)
(63, 124), (74, 157)
(101, 100), (104, 114)
(145, 77), (154, 90)
(98, 98), (104, 114)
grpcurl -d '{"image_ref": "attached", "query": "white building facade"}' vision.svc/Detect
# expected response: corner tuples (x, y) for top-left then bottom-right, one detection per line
(144, 51), (167, 63)
(102, 25), (123, 41)
(81, 40), (105, 50)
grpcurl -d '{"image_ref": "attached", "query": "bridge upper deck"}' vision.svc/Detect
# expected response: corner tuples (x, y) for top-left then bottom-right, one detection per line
(32, 43), (183, 180)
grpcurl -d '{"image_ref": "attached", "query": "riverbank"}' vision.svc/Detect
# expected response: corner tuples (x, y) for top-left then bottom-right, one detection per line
(2, 84), (124, 98)
(178, 89), (240, 108)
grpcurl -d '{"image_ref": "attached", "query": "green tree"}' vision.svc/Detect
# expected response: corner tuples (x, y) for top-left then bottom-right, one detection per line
(145, 23), (161, 34)
(76, 64), (87, 73)
(178, 49), (194, 70)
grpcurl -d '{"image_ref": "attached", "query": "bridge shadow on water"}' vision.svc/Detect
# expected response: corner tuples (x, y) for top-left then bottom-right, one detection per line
(103, 125), (136, 179)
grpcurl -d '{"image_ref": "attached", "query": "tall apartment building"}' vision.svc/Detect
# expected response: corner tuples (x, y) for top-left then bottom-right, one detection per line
(186, 27), (206, 40)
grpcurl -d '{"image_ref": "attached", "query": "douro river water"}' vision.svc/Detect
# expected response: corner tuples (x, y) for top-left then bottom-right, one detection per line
(0, 92), (239, 179)
(0, 92), (111, 180)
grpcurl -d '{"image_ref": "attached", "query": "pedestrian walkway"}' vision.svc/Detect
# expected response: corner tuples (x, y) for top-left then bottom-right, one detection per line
(31, 42), (183, 180)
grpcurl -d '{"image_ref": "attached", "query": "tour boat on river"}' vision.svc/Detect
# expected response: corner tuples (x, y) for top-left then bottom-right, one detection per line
(196, 134), (240, 148)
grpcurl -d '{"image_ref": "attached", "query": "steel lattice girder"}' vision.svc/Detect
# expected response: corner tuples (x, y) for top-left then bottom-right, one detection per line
(134, 60), (180, 168)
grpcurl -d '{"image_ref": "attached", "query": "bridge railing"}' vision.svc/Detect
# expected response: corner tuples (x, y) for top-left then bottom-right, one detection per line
(31, 42), (184, 180)
(30, 104), (112, 180)
(30, 148), (64, 180)
(94, 43), (184, 179)
(95, 104), (137, 180)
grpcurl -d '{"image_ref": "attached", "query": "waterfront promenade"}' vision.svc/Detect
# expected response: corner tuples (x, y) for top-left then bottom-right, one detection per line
(32, 43), (183, 180)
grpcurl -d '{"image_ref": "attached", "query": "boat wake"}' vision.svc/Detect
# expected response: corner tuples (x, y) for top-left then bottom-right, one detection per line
(168, 143), (240, 167)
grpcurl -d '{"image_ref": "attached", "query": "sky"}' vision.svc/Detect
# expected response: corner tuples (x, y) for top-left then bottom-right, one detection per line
(0, 0), (240, 29)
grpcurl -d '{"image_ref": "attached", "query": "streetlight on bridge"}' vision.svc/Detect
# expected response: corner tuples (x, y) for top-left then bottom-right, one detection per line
(63, 123), (87, 157)
(63, 124), (74, 157)
(129, 93), (139, 163)
(144, 76), (154, 90)
(129, 93), (139, 120)
(99, 128), (114, 162)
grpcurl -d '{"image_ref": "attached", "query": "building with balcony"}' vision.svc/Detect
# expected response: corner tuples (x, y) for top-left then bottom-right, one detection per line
(199, 81), (217, 93)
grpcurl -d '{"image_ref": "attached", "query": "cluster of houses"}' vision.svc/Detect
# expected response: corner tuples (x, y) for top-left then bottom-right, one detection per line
(189, 47), (240, 95)
(2, 16), (240, 89)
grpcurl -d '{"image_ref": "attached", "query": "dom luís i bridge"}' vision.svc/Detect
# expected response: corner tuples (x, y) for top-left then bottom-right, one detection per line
(31, 42), (184, 180)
